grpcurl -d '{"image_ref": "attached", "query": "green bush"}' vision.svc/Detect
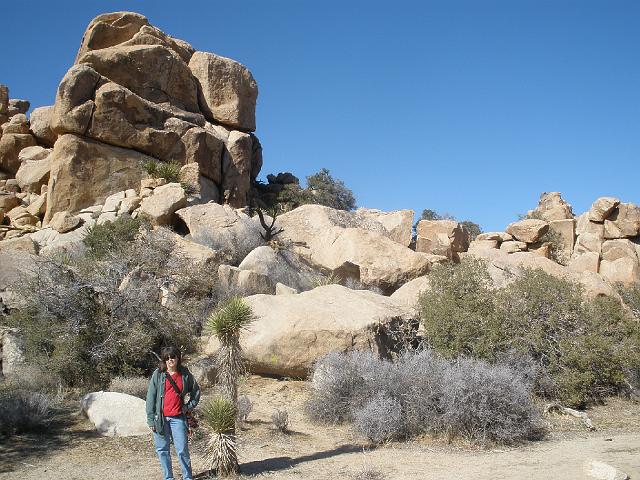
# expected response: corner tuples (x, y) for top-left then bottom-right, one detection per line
(271, 168), (356, 212)
(142, 160), (182, 183)
(83, 216), (143, 258)
(418, 260), (640, 407)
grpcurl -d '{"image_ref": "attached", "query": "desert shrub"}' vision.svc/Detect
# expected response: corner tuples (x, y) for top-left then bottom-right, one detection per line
(353, 393), (403, 444)
(0, 383), (56, 436)
(352, 466), (386, 480)
(9, 228), (219, 388)
(271, 409), (289, 433)
(307, 350), (540, 445)
(109, 375), (149, 399)
(83, 216), (143, 259)
(417, 210), (482, 240)
(418, 257), (498, 359)
(538, 228), (570, 265)
(271, 168), (356, 212)
(418, 261), (640, 407)
(619, 283), (640, 319)
(440, 358), (542, 444)
(236, 395), (253, 423)
(143, 160), (182, 183)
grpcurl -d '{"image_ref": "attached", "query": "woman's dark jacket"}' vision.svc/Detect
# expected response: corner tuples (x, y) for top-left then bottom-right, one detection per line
(146, 366), (201, 435)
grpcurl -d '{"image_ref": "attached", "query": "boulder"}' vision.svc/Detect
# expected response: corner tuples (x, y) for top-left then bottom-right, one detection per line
(237, 285), (417, 377)
(601, 239), (639, 263)
(238, 245), (321, 292)
(78, 44), (200, 114)
(222, 130), (253, 207)
(0, 328), (25, 375)
(390, 275), (430, 308)
(25, 192), (47, 217)
(549, 219), (575, 258)
(589, 197), (620, 222)
(15, 156), (52, 193)
(18, 145), (51, 162)
(500, 240), (528, 253)
(0, 133), (38, 174)
(278, 205), (440, 294)
(568, 252), (600, 274)
(188, 51), (258, 131)
(275, 283), (298, 295)
(528, 192), (573, 221)
(138, 182), (187, 226)
(29, 106), (57, 146)
(176, 203), (264, 265)
(80, 391), (149, 437)
(51, 64), (104, 135)
(0, 236), (38, 255)
(604, 203), (640, 239)
(476, 231), (513, 242)
(0, 193), (20, 213)
(49, 211), (83, 233)
(2, 114), (30, 134)
(8, 99), (30, 116)
(468, 239), (499, 251)
(218, 264), (275, 296)
(0, 85), (8, 115)
(528, 242), (552, 258)
(355, 208), (414, 247)
(506, 219), (549, 243)
(7, 206), (38, 227)
(75, 12), (194, 64)
(583, 460), (630, 480)
(416, 220), (471, 259)
(600, 257), (640, 285)
(178, 162), (220, 204)
(44, 134), (148, 222)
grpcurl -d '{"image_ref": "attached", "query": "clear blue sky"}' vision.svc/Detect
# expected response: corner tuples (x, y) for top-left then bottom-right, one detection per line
(2, 0), (638, 231)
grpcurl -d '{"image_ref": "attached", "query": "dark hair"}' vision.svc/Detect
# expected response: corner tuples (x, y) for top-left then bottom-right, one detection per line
(159, 346), (182, 372)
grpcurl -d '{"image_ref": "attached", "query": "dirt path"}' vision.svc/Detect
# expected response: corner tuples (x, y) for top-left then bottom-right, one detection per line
(2, 376), (639, 480)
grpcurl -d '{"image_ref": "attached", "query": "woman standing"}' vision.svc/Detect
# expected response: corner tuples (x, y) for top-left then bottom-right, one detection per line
(146, 346), (201, 480)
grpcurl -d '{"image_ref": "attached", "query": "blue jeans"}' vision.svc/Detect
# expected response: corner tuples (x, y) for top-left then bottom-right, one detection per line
(153, 415), (193, 480)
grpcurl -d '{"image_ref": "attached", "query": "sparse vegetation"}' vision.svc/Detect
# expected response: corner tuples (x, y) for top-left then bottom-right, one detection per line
(236, 395), (253, 423)
(0, 384), (56, 436)
(418, 258), (640, 407)
(7, 227), (218, 388)
(271, 409), (289, 433)
(108, 375), (149, 399)
(83, 216), (143, 259)
(417, 209), (482, 240)
(307, 349), (541, 445)
(142, 160), (182, 184)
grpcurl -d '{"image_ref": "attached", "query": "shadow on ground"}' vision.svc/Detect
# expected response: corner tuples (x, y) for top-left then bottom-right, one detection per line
(194, 443), (362, 478)
(0, 405), (97, 474)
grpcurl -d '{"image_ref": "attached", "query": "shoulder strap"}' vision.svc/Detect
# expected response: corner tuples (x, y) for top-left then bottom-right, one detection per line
(166, 372), (184, 399)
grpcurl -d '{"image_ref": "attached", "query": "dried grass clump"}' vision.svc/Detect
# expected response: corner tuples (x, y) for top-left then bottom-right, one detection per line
(0, 384), (56, 436)
(271, 409), (289, 433)
(109, 375), (148, 399)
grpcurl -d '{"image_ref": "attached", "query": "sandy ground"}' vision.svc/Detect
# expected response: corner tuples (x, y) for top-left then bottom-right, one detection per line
(1, 376), (639, 480)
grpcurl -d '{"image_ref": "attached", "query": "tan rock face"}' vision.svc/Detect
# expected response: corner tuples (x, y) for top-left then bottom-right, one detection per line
(600, 257), (640, 285)
(0, 193), (20, 213)
(218, 264), (275, 296)
(44, 134), (148, 222)
(468, 239), (499, 251)
(138, 182), (187, 226)
(15, 156), (52, 193)
(529, 192), (573, 221)
(568, 251), (600, 274)
(355, 208), (414, 247)
(500, 240), (528, 254)
(476, 231), (513, 242)
(589, 197), (620, 222)
(240, 285), (417, 377)
(0, 85), (8, 115)
(29, 106), (58, 147)
(416, 220), (471, 259)
(601, 239), (639, 262)
(79, 45), (200, 113)
(549, 219), (575, 259)
(278, 205), (440, 293)
(222, 131), (253, 207)
(506, 219), (549, 243)
(189, 51), (258, 131)
(3, 114), (30, 134)
(0, 133), (37, 174)
(51, 64), (104, 135)
(604, 203), (640, 239)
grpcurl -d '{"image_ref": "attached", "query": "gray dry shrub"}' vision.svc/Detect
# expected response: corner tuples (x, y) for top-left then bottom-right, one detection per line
(109, 375), (149, 399)
(271, 409), (289, 433)
(353, 393), (403, 444)
(307, 350), (541, 445)
(352, 466), (386, 480)
(0, 385), (55, 436)
(236, 395), (253, 423)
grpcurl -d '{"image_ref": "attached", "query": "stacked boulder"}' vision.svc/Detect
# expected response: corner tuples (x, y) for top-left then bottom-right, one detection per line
(415, 219), (471, 260)
(2, 11), (262, 238)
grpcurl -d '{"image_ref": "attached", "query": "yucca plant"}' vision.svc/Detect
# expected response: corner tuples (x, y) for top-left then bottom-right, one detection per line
(201, 397), (238, 476)
(206, 297), (254, 404)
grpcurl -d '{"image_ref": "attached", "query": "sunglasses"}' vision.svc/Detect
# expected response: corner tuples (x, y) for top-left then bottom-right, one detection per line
(165, 355), (178, 360)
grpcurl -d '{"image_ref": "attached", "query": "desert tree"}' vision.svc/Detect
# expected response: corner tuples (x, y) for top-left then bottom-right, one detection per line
(206, 296), (254, 405)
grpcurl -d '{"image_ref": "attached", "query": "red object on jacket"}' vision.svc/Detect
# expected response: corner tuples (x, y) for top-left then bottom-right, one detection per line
(163, 371), (183, 417)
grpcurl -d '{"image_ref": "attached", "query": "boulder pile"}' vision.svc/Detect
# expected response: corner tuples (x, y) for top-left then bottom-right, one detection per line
(0, 11), (262, 240)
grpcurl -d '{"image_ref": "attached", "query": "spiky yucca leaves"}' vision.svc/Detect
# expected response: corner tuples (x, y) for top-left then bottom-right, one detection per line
(206, 297), (254, 404)
(202, 397), (238, 476)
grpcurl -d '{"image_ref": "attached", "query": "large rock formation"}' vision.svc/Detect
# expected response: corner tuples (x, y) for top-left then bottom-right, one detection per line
(44, 11), (262, 220)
